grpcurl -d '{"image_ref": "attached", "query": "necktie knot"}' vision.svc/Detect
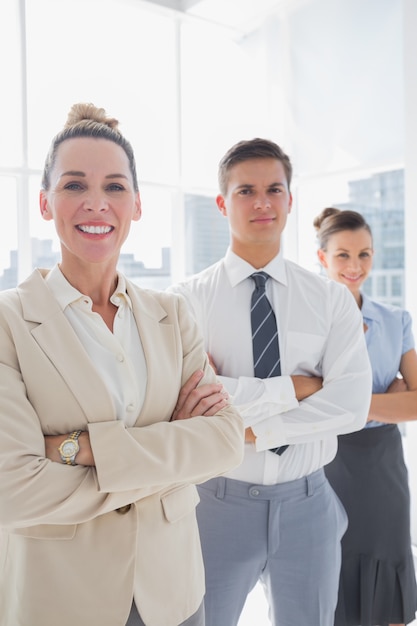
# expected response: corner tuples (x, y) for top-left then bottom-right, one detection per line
(251, 271), (269, 292)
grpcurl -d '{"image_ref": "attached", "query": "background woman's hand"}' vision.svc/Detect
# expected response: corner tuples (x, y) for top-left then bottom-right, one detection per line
(387, 376), (408, 393)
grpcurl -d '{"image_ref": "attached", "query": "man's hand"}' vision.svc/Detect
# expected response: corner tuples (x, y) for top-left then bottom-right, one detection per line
(291, 375), (323, 400)
(245, 427), (256, 443)
(172, 369), (229, 421)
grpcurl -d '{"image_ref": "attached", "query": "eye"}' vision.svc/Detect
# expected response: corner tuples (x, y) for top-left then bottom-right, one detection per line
(64, 181), (84, 191)
(337, 253), (349, 259)
(268, 186), (282, 194)
(238, 188), (252, 195)
(106, 183), (125, 192)
(360, 252), (371, 258)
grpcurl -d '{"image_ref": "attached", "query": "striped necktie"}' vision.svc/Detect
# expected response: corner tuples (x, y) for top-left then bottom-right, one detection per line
(250, 271), (288, 456)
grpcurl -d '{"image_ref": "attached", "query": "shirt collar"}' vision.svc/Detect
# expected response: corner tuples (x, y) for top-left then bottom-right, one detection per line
(360, 291), (380, 322)
(224, 247), (288, 288)
(45, 264), (132, 311)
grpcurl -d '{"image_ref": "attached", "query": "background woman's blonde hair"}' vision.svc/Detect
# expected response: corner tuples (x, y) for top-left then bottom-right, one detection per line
(41, 103), (139, 191)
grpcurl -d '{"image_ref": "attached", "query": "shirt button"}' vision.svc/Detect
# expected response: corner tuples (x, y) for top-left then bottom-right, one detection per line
(126, 404), (135, 412)
(117, 354), (124, 362)
(249, 488), (260, 497)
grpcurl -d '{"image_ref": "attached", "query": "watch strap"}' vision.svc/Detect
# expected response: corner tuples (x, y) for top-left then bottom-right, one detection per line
(60, 430), (82, 465)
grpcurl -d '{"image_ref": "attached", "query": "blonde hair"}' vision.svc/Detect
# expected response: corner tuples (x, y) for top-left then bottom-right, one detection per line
(41, 103), (138, 191)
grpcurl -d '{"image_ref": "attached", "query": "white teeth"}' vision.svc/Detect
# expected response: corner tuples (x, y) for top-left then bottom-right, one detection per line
(78, 225), (112, 234)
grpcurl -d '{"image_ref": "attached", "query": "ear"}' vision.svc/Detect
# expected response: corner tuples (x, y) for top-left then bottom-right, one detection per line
(132, 191), (142, 222)
(39, 190), (53, 221)
(216, 194), (227, 217)
(317, 248), (328, 268)
(288, 192), (293, 214)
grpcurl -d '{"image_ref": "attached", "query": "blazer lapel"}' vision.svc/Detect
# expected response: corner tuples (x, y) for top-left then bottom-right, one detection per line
(127, 282), (179, 426)
(18, 270), (116, 424)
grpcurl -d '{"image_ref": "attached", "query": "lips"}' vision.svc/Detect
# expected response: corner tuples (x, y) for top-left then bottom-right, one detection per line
(342, 274), (362, 282)
(77, 224), (114, 234)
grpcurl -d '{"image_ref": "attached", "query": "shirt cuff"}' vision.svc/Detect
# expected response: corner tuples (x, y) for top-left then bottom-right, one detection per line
(218, 374), (298, 428)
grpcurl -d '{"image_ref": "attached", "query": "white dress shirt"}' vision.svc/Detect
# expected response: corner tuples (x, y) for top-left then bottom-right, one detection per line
(170, 249), (372, 484)
(46, 265), (146, 426)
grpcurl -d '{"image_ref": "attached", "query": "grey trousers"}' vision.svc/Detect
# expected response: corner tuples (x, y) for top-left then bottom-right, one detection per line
(126, 601), (204, 626)
(196, 469), (348, 626)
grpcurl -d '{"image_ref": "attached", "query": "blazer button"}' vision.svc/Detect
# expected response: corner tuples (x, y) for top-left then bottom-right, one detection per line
(116, 504), (132, 514)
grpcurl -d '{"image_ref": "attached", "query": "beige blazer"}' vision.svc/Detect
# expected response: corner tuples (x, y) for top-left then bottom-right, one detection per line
(0, 269), (244, 626)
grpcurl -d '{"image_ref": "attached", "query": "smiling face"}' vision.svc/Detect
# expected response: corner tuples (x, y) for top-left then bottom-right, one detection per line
(216, 158), (292, 267)
(317, 228), (374, 304)
(40, 137), (141, 277)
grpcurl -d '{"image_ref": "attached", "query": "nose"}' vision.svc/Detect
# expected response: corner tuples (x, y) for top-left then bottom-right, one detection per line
(253, 193), (271, 210)
(83, 191), (109, 212)
(347, 257), (361, 271)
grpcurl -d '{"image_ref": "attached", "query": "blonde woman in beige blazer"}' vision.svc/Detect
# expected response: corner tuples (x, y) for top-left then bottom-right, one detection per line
(0, 103), (244, 626)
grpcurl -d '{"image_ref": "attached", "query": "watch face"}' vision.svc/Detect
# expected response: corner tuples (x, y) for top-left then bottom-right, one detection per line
(61, 441), (78, 457)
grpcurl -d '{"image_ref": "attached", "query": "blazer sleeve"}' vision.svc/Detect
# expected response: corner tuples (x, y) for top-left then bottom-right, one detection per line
(0, 290), (243, 528)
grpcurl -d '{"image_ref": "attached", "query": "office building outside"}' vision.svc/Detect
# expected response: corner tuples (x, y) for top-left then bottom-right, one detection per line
(339, 169), (404, 308)
(185, 194), (229, 275)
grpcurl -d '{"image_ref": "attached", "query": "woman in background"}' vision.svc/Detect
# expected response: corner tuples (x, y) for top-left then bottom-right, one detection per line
(314, 207), (417, 626)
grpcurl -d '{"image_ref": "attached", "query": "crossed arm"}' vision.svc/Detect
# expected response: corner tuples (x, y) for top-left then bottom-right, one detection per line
(206, 353), (323, 443)
(241, 375), (323, 443)
(44, 370), (229, 466)
(368, 348), (417, 423)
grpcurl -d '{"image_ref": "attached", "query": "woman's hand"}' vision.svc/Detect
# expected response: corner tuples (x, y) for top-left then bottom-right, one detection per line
(172, 370), (229, 421)
(387, 376), (408, 393)
(44, 431), (95, 466)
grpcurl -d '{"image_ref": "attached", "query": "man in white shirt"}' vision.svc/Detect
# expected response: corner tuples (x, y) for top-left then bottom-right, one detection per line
(170, 138), (372, 626)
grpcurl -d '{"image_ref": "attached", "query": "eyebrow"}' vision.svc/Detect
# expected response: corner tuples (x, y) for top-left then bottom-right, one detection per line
(235, 182), (286, 189)
(336, 247), (372, 252)
(60, 171), (129, 180)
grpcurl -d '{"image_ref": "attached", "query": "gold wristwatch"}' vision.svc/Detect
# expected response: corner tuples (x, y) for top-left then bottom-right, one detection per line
(58, 430), (82, 465)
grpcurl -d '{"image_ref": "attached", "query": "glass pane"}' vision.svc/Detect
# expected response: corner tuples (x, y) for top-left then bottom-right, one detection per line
(296, 167), (405, 307)
(29, 174), (61, 272)
(184, 193), (229, 275)
(0, 0), (23, 167)
(377, 274), (387, 297)
(392, 274), (402, 297)
(120, 185), (172, 290)
(0, 177), (18, 289)
(25, 0), (179, 185)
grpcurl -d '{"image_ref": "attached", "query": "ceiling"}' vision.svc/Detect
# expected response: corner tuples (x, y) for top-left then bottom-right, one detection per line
(140, 0), (307, 36)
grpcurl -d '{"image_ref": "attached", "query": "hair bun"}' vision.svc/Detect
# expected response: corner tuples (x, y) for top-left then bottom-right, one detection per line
(64, 103), (119, 131)
(313, 207), (340, 231)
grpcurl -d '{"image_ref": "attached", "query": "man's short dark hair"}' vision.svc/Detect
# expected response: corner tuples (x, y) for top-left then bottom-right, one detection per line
(218, 138), (292, 195)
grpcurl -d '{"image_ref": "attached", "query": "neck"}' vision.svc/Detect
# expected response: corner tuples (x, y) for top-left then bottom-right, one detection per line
(351, 289), (362, 309)
(58, 260), (118, 306)
(231, 241), (280, 269)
